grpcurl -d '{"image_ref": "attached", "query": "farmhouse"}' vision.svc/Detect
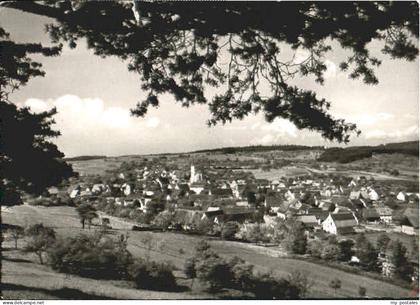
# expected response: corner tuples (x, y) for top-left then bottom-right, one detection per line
(322, 213), (358, 235)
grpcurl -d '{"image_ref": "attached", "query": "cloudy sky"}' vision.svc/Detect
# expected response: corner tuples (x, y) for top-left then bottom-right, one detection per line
(1, 8), (419, 157)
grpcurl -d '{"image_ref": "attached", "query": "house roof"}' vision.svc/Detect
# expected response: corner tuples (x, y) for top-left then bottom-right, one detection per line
(211, 188), (233, 196)
(265, 195), (283, 207)
(307, 208), (329, 221)
(349, 191), (361, 199)
(376, 206), (393, 216)
(330, 213), (358, 228)
(350, 199), (366, 208)
(223, 206), (256, 215)
(363, 208), (380, 219)
(404, 208), (419, 228)
(296, 215), (318, 226)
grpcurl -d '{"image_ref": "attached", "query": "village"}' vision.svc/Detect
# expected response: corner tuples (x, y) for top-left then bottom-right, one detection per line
(37, 152), (419, 288)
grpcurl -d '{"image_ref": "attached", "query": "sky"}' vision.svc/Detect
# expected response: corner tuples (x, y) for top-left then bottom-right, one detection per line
(1, 7), (419, 157)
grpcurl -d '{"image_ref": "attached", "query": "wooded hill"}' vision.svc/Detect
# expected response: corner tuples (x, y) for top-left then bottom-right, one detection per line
(318, 141), (419, 163)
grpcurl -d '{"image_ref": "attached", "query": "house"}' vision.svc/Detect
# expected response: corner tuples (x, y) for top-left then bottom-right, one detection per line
(265, 195), (293, 219)
(202, 207), (224, 223)
(397, 191), (406, 201)
(121, 183), (133, 196)
(210, 188), (233, 199)
(376, 206), (393, 224)
(348, 180), (357, 188)
(351, 198), (367, 209)
(68, 185), (81, 198)
(349, 191), (361, 200)
(221, 206), (258, 223)
(230, 180), (240, 198)
(322, 212), (358, 235)
(264, 193), (283, 210)
(284, 190), (296, 201)
(235, 201), (250, 207)
(367, 187), (379, 201)
(362, 208), (381, 223)
(318, 200), (333, 211)
(190, 183), (206, 195)
(307, 208), (329, 224)
(296, 215), (319, 230)
(400, 208), (419, 235)
(320, 189), (332, 197)
(92, 184), (107, 194)
(47, 186), (60, 196)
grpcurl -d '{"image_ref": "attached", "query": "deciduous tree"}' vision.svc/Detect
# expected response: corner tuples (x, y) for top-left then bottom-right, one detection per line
(24, 224), (56, 264)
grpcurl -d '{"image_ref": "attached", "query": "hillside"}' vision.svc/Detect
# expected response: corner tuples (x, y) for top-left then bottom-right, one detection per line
(65, 141), (419, 167)
(318, 141), (419, 163)
(65, 155), (107, 161)
(192, 144), (323, 154)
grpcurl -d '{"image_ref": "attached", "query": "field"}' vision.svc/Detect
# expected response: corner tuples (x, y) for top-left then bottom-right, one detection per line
(2, 205), (414, 299)
(247, 166), (311, 180)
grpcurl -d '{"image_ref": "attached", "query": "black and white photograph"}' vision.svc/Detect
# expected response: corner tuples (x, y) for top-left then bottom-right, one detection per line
(0, 1), (419, 302)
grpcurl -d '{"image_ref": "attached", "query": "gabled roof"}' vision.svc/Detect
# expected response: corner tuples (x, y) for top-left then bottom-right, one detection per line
(265, 194), (283, 207)
(211, 188), (233, 196)
(223, 206), (256, 215)
(330, 213), (358, 228)
(296, 215), (318, 226)
(404, 208), (419, 228)
(375, 206), (393, 216)
(363, 208), (380, 219)
(307, 208), (329, 221)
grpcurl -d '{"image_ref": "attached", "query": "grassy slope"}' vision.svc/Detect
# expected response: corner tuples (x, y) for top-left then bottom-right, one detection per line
(2, 205), (414, 299)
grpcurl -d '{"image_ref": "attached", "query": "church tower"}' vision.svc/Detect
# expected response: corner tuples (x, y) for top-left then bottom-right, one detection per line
(190, 165), (196, 184)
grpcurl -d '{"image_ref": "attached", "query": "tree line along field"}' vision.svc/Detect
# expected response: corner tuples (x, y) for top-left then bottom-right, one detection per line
(2, 205), (414, 299)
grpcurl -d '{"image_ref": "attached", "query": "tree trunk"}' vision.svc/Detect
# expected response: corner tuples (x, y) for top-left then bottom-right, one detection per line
(81, 219), (85, 229)
(38, 252), (43, 264)
(14, 237), (18, 249)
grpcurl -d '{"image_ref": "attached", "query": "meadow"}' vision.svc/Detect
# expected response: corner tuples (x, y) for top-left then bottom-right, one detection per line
(2, 205), (414, 299)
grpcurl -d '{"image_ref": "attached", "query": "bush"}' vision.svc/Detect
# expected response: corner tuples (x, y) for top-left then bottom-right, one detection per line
(48, 232), (132, 279)
(251, 272), (300, 299)
(152, 210), (174, 230)
(283, 222), (307, 254)
(24, 224), (56, 264)
(196, 253), (233, 292)
(321, 244), (340, 260)
(196, 218), (214, 235)
(221, 221), (239, 240)
(187, 241), (303, 298)
(237, 223), (273, 243)
(307, 240), (323, 258)
(128, 259), (177, 291)
(117, 208), (131, 218)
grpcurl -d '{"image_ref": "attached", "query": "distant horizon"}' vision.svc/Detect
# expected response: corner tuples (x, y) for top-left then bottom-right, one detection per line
(64, 139), (419, 159)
